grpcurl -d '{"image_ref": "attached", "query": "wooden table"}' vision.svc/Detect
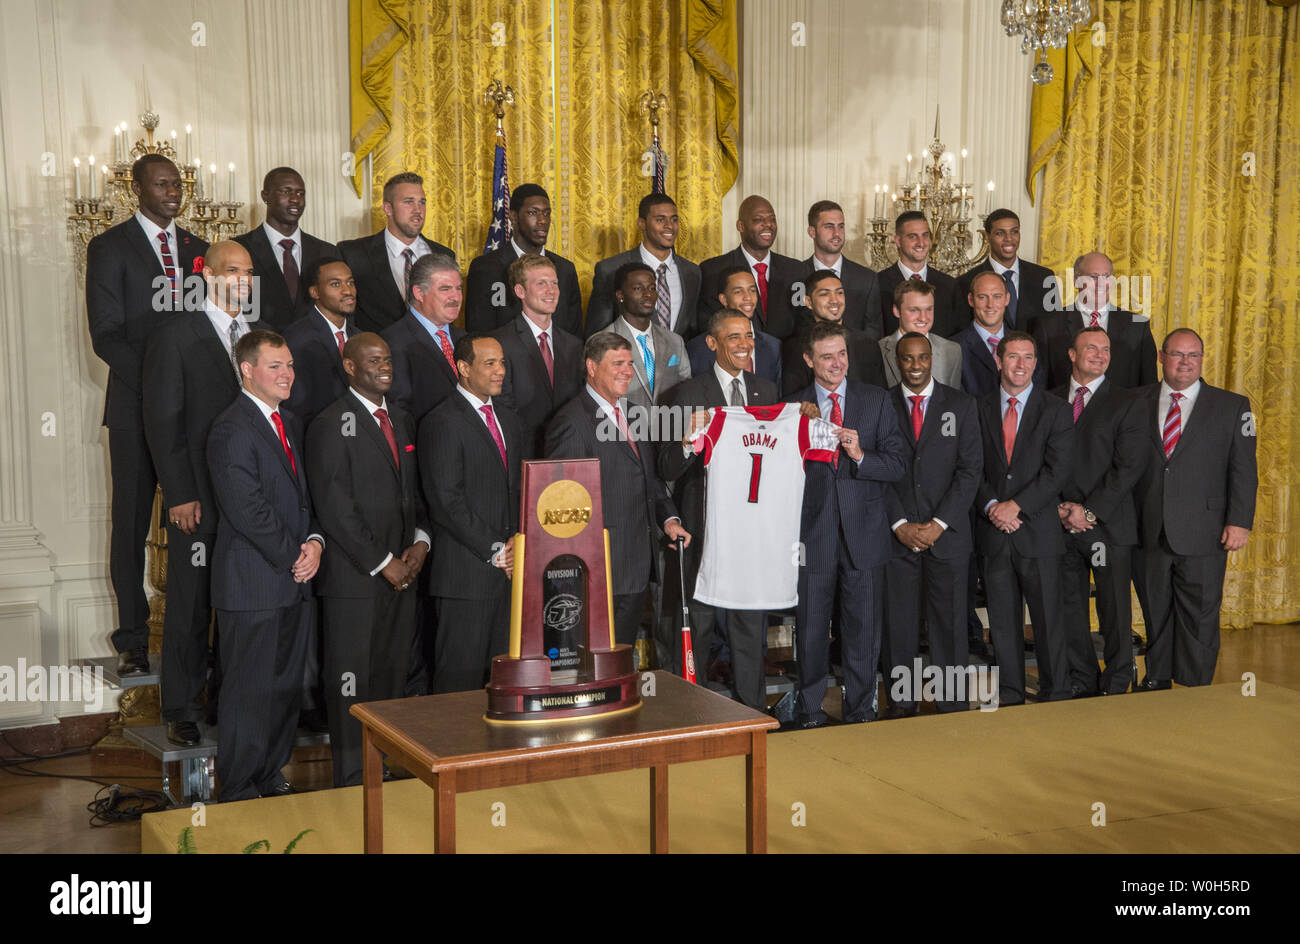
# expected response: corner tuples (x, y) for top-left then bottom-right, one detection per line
(350, 671), (779, 853)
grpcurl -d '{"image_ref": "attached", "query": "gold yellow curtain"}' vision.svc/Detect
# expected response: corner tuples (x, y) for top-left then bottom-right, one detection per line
(348, 0), (739, 299)
(1031, 0), (1299, 628)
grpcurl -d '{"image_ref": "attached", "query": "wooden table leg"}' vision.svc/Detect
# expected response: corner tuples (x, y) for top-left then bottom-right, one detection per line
(361, 725), (383, 854)
(746, 730), (767, 854)
(650, 764), (669, 854)
(433, 770), (456, 854)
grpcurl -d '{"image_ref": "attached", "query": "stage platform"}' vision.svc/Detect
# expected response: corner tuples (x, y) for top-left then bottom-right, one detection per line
(140, 681), (1300, 853)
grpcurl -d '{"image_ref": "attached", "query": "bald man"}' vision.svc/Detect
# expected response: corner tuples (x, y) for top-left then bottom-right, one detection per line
(142, 240), (253, 745)
(697, 195), (804, 340)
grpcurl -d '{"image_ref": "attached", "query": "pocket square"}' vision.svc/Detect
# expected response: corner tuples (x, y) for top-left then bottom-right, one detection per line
(404, 444), (415, 452)
(667, 354), (679, 366)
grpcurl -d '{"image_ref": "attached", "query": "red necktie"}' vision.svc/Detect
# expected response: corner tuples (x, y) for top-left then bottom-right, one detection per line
(280, 238), (299, 303)
(538, 330), (554, 386)
(1002, 396), (1018, 463)
(1162, 392), (1183, 459)
(828, 392), (843, 467)
(987, 335), (1000, 357)
(910, 273), (922, 281)
(480, 404), (508, 467)
(1072, 386), (1087, 424)
(158, 232), (178, 306)
(436, 328), (458, 376)
(374, 407), (399, 466)
(1090, 310), (1101, 327)
(614, 405), (639, 458)
(753, 261), (769, 314)
(909, 395), (925, 440)
(270, 410), (296, 474)
(336, 330), (346, 357)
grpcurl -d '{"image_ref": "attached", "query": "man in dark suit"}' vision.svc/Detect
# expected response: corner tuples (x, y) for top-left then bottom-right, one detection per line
(465, 184), (583, 336)
(881, 333), (982, 716)
(880, 280), (962, 389)
(791, 322), (906, 726)
(86, 153), (208, 676)
(687, 266), (782, 386)
(956, 209), (1056, 334)
(956, 270), (1045, 397)
(142, 240), (249, 745)
(697, 195), (803, 340)
(233, 167), (337, 332)
(1052, 327), (1148, 696)
(381, 253), (465, 421)
(207, 330), (323, 801)
(421, 335), (523, 692)
(975, 331), (1074, 706)
(546, 334), (691, 647)
(1135, 328), (1257, 689)
(593, 262), (690, 414)
(1033, 252), (1157, 390)
(877, 211), (963, 337)
(306, 334), (429, 783)
(782, 270), (886, 396)
(281, 257), (359, 427)
(658, 310), (779, 693)
(492, 253), (584, 459)
(801, 200), (882, 338)
(585, 194), (701, 339)
(337, 171), (456, 333)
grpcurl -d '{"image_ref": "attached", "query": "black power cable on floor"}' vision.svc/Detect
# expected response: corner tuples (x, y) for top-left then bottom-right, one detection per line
(86, 781), (171, 826)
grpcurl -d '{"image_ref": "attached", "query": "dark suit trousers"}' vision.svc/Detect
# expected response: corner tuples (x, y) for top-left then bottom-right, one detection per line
(108, 425), (158, 652)
(160, 525), (215, 722)
(613, 590), (648, 650)
(433, 594), (510, 693)
(323, 586), (417, 786)
(1061, 531), (1134, 694)
(982, 546), (1066, 705)
(1143, 535), (1226, 687)
(720, 608), (768, 712)
(216, 602), (310, 802)
(883, 550), (969, 712)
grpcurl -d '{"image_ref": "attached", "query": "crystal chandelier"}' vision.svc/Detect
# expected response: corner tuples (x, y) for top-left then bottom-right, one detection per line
(1001, 0), (1093, 85)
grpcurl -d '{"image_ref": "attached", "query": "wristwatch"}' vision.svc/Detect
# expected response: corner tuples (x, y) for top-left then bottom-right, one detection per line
(1083, 507), (1097, 524)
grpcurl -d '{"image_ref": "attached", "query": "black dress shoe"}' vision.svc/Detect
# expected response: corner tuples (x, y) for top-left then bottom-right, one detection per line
(299, 708), (329, 733)
(1135, 677), (1171, 692)
(262, 781), (295, 797)
(166, 721), (201, 746)
(117, 648), (150, 676)
(881, 704), (919, 720)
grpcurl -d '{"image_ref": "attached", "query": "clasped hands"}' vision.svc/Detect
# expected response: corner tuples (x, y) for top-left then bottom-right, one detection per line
(1057, 501), (1095, 534)
(895, 520), (943, 552)
(381, 542), (430, 590)
(987, 499), (1023, 534)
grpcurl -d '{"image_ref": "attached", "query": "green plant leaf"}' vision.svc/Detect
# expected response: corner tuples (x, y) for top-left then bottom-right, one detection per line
(241, 839), (271, 854)
(282, 828), (314, 854)
(177, 826), (196, 854)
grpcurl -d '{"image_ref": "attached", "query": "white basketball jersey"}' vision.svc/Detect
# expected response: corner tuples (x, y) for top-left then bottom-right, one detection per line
(692, 404), (838, 609)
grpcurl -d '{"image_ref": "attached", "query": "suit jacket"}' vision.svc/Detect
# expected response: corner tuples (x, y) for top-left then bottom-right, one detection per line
(880, 331), (962, 389)
(281, 309), (358, 426)
(781, 315), (887, 397)
(956, 258), (1056, 334)
(598, 317), (691, 413)
(1135, 381), (1257, 556)
(698, 247), (803, 340)
(877, 264), (963, 338)
(885, 382), (982, 559)
(85, 217), (208, 429)
(1033, 307), (1158, 391)
(306, 392), (429, 597)
(1051, 380), (1146, 547)
(336, 231), (456, 334)
(544, 390), (677, 596)
(687, 324), (782, 388)
(207, 395), (317, 610)
(790, 382), (907, 572)
(492, 315), (585, 459)
(799, 256), (883, 339)
(974, 386), (1075, 558)
(955, 323), (1046, 398)
(141, 311), (243, 533)
(380, 313), (465, 422)
(465, 243), (583, 336)
(233, 227), (337, 331)
(585, 248), (702, 339)
(420, 392), (523, 600)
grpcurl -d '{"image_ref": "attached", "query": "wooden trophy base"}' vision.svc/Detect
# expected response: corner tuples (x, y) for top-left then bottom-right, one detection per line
(485, 645), (642, 723)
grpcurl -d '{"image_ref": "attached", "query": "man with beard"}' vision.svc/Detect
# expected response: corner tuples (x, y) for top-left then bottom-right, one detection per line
(698, 195), (803, 340)
(800, 200), (882, 338)
(782, 269), (887, 395)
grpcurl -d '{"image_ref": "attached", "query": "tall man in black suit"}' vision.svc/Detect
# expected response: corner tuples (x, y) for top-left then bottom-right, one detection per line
(233, 167), (337, 331)
(585, 193), (702, 338)
(791, 322), (906, 727)
(975, 332), (1074, 705)
(698, 195), (802, 340)
(465, 184), (583, 335)
(687, 266), (782, 386)
(877, 211), (963, 337)
(86, 154), (208, 675)
(281, 257), (359, 426)
(1135, 328), (1257, 689)
(381, 253), (465, 421)
(1053, 327), (1148, 696)
(142, 240), (249, 745)
(782, 270), (887, 396)
(207, 330), (323, 801)
(956, 270), (1045, 397)
(492, 253), (584, 458)
(546, 334), (691, 647)
(337, 171), (456, 333)
(1033, 251), (1157, 390)
(956, 209), (1056, 334)
(307, 334), (429, 783)
(421, 335), (523, 692)
(882, 333), (982, 716)
(801, 200), (882, 338)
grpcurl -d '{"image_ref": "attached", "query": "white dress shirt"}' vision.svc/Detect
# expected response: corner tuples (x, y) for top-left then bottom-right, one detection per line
(385, 228), (429, 295)
(240, 390), (324, 547)
(897, 261), (929, 282)
(263, 223), (301, 276)
(892, 379), (947, 532)
(812, 255), (843, 278)
(1158, 379), (1201, 432)
(640, 244), (682, 330)
(989, 256), (1020, 294)
(204, 299), (251, 374)
(135, 210), (179, 273)
(714, 361), (746, 405)
(1067, 374), (1106, 412)
(1075, 299), (1112, 331)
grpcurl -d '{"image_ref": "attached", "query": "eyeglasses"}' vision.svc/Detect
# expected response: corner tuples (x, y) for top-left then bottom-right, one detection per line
(1161, 350), (1203, 361)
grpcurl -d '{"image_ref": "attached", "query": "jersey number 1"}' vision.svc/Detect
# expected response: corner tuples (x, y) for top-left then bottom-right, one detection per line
(747, 453), (763, 503)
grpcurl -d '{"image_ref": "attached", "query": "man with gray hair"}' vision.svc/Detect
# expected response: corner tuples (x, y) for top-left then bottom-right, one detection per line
(381, 253), (466, 420)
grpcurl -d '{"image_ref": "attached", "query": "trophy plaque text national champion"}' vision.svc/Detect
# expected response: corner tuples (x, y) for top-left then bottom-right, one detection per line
(485, 459), (641, 721)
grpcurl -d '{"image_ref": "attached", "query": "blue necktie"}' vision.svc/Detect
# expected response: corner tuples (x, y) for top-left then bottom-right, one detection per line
(1002, 269), (1019, 328)
(636, 333), (655, 391)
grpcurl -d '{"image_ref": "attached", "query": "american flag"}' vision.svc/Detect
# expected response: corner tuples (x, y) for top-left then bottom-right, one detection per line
(483, 130), (511, 253)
